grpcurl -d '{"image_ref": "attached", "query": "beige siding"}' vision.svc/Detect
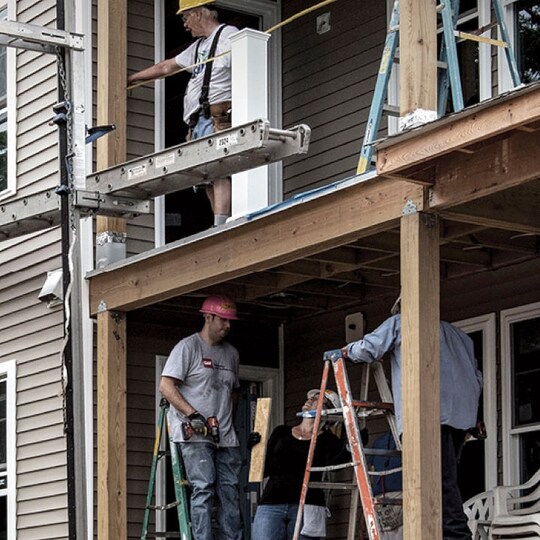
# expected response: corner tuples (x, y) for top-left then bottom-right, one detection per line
(0, 223), (68, 540)
(282, 0), (386, 197)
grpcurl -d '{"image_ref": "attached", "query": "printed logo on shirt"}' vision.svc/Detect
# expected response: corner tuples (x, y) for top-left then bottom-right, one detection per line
(202, 358), (213, 368)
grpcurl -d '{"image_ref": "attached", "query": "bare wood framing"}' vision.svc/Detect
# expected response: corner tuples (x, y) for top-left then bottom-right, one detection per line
(96, 0), (127, 537)
(89, 179), (426, 314)
(378, 84), (540, 175)
(249, 398), (272, 483)
(97, 310), (127, 540)
(399, 0), (437, 116)
(401, 212), (441, 540)
(429, 130), (540, 209)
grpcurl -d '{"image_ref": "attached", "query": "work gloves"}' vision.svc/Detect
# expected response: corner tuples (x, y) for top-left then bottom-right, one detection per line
(248, 431), (261, 449)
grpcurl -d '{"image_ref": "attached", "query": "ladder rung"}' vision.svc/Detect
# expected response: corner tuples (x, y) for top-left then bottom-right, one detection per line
(309, 481), (357, 490)
(148, 500), (180, 511)
(455, 30), (508, 47)
(375, 496), (403, 506)
(145, 533), (186, 538)
(350, 400), (394, 411)
(382, 104), (400, 116)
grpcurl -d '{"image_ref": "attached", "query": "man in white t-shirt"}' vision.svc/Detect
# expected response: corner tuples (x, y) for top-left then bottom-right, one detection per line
(160, 295), (242, 540)
(128, 0), (238, 227)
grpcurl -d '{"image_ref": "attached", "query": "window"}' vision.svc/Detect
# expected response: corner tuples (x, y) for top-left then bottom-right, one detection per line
(501, 0), (540, 90)
(0, 361), (15, 540)
(502, 302), (540, 485)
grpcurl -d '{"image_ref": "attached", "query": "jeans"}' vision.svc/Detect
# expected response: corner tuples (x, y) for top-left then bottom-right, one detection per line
(192, 114), (214, 140)
(179, 442), (242, 540)
(251, 503), (322, 540)
(441, 426), (471, 540)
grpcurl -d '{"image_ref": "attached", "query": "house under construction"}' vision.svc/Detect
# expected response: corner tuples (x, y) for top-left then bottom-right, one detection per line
(0, 0), (539, 538)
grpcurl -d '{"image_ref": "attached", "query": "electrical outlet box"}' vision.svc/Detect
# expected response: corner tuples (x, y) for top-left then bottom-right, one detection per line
(316, 12), (331, 35)
(345, 312), (364, 342)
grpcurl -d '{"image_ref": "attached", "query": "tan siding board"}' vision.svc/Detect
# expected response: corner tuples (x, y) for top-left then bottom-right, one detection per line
(0, 239), (60, 274)
(17, 510), (68, 531)
(0, 228), (59, 257)
(17, 422), (64, 447)
(0, 313), (63, 348)
(18, 396), (64, 424)
(17, 449), (67, 474)
(18, 479), (67, 502)
(0, 326), (63, 359)
(17, 379), (63, 406)
(15, 525), (68, 540)
(18, 494), (67, 516)
(0, 305), (60, 334)
(17, 464), (67, 488)
(17, 365), (64, 392)
(18, 437), (66, 461)
(16, 352), (63, 377)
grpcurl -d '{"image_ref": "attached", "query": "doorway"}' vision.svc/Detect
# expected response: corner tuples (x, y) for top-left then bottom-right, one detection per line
(162, 1), (273, 242)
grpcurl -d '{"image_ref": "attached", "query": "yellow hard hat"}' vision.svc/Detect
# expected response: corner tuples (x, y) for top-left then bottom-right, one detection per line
(177, 0), (216, 14)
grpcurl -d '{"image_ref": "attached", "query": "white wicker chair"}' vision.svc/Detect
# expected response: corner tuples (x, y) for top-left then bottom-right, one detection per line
(463, 490), (494, 539)
(489, 469), (540, 539)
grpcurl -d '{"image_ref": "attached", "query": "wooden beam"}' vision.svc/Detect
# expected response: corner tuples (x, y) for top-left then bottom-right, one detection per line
(399, 0), (437, 116)
(96, 1), (127, 538)
(439, 187), (540, 234)
(97, 311), (127, 540)
(430, 130), (540, 209)
(249, 398), (272, 483)
(401, 212), (441, 540)
(378, 84), (540, 176)
(89, 179), (426, 314)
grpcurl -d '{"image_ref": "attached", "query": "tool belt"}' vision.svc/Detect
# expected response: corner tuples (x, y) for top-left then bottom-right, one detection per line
(186, 101), (232, 141)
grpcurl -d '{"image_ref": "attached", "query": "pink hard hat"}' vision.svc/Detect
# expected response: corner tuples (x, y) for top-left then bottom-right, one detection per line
(199, 295), (239, 320)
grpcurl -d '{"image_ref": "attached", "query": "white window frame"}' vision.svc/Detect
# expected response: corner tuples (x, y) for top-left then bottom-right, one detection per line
(0, 359), (17, 540)
(501, 301), (540, 484)
(454, 313), (498, 490)
(154, 0), (282, 247)
(0, 0), (16, 201)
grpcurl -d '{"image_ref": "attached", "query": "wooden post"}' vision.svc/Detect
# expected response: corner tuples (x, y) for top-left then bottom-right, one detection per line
(97, 310), (127, 539)
(399, 0), (437, 117)
(96, 0), (127, 537)
(400, 211), (441, 540)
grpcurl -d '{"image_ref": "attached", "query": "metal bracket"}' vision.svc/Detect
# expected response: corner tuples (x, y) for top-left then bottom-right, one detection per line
(97, 300), (108, 313)
(74, 190), (152, 219)
(0, 20), (84, 54)
(402, 199), (418, 216)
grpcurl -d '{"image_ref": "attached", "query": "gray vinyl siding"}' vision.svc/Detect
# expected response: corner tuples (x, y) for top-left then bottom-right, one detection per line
(126, 0), (155, 257)
(282, 0), (386, 197)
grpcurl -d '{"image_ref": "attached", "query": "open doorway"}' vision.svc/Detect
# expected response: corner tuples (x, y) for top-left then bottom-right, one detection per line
(163, 1), (262, 242)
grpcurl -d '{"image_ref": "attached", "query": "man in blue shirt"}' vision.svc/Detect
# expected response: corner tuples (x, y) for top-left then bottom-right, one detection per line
(341, 304), (483, 540)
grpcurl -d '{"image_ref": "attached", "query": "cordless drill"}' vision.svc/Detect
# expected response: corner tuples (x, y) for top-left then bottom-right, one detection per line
(182, 412), (220, 443)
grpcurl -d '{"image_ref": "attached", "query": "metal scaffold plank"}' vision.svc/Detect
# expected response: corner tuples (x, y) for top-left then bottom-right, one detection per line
(0, 20), (84, 54)
(86, 119), (311, 199)
(0, 190), (61, 239)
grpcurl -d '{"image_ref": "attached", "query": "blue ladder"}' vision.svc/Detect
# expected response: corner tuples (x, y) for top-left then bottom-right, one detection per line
(357, 0), (522, 174)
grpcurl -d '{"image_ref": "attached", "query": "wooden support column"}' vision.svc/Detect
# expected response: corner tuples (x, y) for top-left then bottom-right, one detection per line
(400, 211), (441, 540)
(399, 0), (437, 117)
(96, 0), (127, 538)
(97, 310), (127, 539)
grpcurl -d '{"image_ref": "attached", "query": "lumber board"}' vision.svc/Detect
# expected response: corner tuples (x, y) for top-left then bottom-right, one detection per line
(97, 310), (127, 540)
(399, 0), (437, 116)
(429, 130), (540, 209)
(89, 178), (426, 314)
(400, 212), (441, 540)
(249, 398), (272, 483)
(377, 83), (540, 176)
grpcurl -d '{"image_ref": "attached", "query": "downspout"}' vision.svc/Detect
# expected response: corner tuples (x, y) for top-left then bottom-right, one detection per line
(55, 0), (77, 537)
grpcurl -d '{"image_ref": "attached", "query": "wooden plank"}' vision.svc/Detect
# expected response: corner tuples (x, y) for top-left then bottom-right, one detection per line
(400, 212), (441, 540)
(440, 187), (540, 234)
(378, 84), (540, 175)
(249, 397), (272, 483)
(399, 0), (437, 117)
(96, 0), (128, 538)
(97, 310), (127, 540)
(89, 179), (426, 314)
(429, 130), (540, 209)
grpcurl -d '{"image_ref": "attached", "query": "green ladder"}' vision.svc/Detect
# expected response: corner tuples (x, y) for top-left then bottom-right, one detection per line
(141, 398), (192, 540)
(357, 0), (522, 174)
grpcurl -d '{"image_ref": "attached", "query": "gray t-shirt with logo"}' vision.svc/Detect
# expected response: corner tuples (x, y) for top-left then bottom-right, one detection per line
(162, 332), (240, 447)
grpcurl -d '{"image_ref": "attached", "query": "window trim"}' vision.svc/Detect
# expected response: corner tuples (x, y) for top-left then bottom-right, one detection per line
(454, 313), (498, 491)
(0, 359), (17, 540)
(0, 0), (17, 201)
(501, 301), (540, 485)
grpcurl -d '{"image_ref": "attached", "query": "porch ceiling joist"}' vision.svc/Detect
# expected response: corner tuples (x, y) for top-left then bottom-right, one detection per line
(89, 178), (425, 315)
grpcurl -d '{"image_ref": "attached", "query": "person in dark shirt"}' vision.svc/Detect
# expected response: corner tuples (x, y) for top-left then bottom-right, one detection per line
(251, 389), (344, 540)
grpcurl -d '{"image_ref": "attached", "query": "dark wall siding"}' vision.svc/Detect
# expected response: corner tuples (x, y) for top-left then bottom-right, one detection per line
(282, 0), (387, 197)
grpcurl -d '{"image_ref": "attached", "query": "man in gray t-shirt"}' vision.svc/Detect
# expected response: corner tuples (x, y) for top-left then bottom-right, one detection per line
(160, 295), (242, 540)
